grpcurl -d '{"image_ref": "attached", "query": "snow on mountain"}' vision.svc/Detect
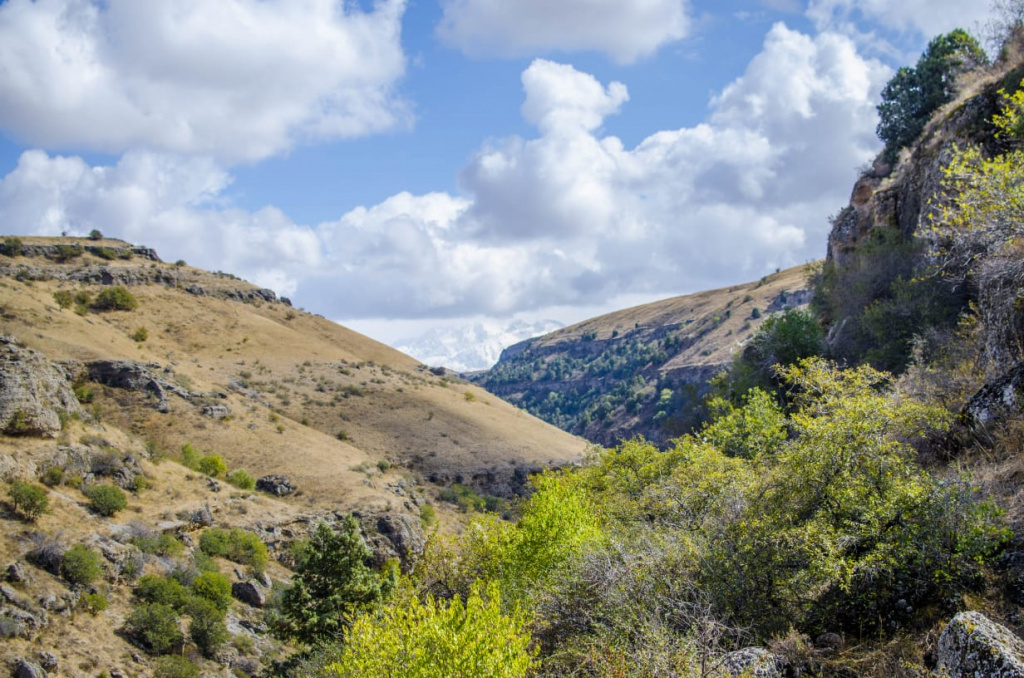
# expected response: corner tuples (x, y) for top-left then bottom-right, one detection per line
(395, 319), (564, 372)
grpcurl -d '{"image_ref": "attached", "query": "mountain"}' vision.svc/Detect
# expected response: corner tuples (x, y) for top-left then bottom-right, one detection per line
(395, 319), (564, 372)
(0, 236), (585, 675)
(472, 265), (811, 446)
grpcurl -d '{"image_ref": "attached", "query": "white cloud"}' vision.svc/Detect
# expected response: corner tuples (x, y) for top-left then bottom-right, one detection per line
(0, 25), (889, 324)
(807, 0), (992, 39)
(437, 0), (691, 63)
(0, 0), (408, 163)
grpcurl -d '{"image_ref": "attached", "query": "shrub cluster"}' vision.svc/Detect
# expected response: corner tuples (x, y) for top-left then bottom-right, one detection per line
(199, 527), (268, 574)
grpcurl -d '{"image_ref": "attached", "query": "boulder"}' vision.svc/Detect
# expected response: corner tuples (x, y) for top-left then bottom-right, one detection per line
(256, 475), (295, 496)
(717, 648), (783, 678)
(37, 653), (57, 672)
(937, 611), (1024, 678)
(177, 504), (214, 528)
(201, 405), (232, 419)
(13, 659), (46, 678)
(232, 581), (267, 608)
(86, 360), (191, 413)
(0, 337), (82, 437)
(6, 562), (26, 583)
(375, 513), (426, 566)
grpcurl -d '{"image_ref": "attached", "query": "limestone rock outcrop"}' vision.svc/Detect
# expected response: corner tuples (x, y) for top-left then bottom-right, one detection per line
(0, 336), (82, 437)
(937, 611), (1024, 678)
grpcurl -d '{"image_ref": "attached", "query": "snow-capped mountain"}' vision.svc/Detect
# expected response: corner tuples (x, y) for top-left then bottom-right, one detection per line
(396, 319), (564, 372)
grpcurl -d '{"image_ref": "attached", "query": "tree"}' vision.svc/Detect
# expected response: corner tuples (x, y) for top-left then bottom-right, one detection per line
(280, 516), (393, 645)
(88, 229), (103, 240)
(187, 597), (229, 657)
(7, 480), (49, 521)
(53, 290), (73, 311)
(877, 29), (987, 161)
(123, 603), (183, 655)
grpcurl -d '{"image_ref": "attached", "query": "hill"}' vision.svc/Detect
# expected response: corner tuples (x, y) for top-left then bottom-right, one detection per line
(0, 236), (585, 675)
(473, 265), (811, 445)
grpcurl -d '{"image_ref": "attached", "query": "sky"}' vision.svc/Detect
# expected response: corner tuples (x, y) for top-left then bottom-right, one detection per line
(0, 0), (1001, 347)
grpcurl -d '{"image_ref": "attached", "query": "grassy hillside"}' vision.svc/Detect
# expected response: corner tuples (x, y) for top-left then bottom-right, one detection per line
(0, 236), (585, 676)
(474, 265), (811, 445)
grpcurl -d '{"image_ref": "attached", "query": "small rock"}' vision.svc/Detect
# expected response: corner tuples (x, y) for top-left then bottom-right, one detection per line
(256, 474), (295, 496)
(177, 504), (213, 527)
(201, 405), (232, 419)
(207, 479), (221, 493)
(232, 580), (267, 608)
(937, 611), (1024, 678)
(7, 562), (27, 583)
(13, 659), (47, 678)
(717, 648), (782, 678)
(37, 653), (58, 671)
(815, 633), (844, 652)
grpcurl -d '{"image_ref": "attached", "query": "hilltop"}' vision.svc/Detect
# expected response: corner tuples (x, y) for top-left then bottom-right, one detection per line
(473, 264), (811, 445)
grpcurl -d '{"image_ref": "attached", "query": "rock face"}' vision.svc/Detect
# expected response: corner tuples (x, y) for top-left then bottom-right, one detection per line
(256, 475), (295, 496)
(232, 580), (268, 608)
(86, 360), (191, 413)
(716, 647), (782, 678)
(937, 611), (1024, 678)
(374, 513), (426, 566)
(0, 336), (82, 437)
(13, 659), (47, 678)
(965, 362), (1024, 431)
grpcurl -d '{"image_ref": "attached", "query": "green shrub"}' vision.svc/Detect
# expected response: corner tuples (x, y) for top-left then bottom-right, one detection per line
(199, 528), (268, 573)
(135, 574), (191, 611)
(131, 327), (148, 342)
(85, 483), (127, 516)
(196, 455), (227, 478)
(8, 480), (49, 521)
(92, 286), (138, 311)
(419, 504), (436, 527)
(192, 571), (232, 612)
(152, 656), (200, 678)
(1, 237), (24, 257)
(322, 582), (534, 678)
(132, 533), (184, 558)
(62, 544), (104, 587)
(53, 244), (83, 262)
(53, 290), (73, 311)
(88, 229), (103, 240)
(123, 603), (183, 655)
(187, 597), (229, 658)
(39, 466), (65, 487)
(180, 443), (201, 470)
(81, 592), (108, 615)
(227, 469), (255, 490)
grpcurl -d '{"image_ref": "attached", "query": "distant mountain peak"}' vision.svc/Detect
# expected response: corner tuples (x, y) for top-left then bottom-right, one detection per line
(396, 319), (564, 372)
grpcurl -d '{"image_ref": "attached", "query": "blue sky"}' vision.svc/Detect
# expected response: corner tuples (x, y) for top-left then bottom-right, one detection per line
(0, 0), (999, 346)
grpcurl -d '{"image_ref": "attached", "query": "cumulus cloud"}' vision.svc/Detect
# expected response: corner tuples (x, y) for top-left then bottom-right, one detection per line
(437, 0), (691, 63)
(0, 25), (889, 322)
(0, 0), (408, 163)
(807, 0), (992, 39)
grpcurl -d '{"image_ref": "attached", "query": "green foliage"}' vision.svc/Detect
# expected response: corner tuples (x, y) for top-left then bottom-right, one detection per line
(419, 503), (436, 527)
(85, 483), (127, 516)
(199, 527), (268, 573)
(1, 237), (23, 257)
(53, 244), (83, 262)
(196, 454), (227, 477)
(62, 544), (104, 587)
(703, 388), (787, 459)
(226, 468), (256, 490)
(877, 29), (987, 160)
(438, 483), (490, 513)
(88, 229), (103, 240)
(131, 327), (148, 342)
(135, 574), (191, 611)
(7, 480), (49, 521)
(92, 285), (138, 311)
(323, 582), (534, 678)
(280, 516), (393, 646)
(132, 533), (184, 558)
(152, 656), (200, 678)
(180, 443), (201, 469)
(192, 571), (232, 611)
(39, 466), (65, 487)
(81, 592), (108, 615)
(187, 597), (229, 658)
(53, 290), (73, 311)
(721, 308), (824, 400)
(123, 603), (183, 655)
(4, 409), (32, 436)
